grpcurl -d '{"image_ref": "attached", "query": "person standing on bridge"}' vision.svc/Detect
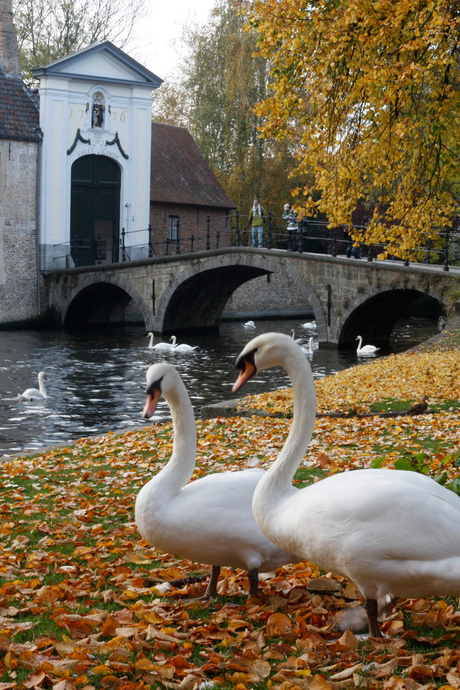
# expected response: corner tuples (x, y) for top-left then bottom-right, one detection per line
(283, 203), (299, 251)
(248, 198), (266, 248)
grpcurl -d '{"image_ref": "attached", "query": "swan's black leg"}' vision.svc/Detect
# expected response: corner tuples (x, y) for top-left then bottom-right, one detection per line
(365, 598), (382, 637)
(202, 565), (220, 600)
(248, 568), (259, 597)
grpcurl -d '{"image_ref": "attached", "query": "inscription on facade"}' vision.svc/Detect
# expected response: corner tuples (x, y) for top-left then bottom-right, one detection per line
(77, 147), (120, 161)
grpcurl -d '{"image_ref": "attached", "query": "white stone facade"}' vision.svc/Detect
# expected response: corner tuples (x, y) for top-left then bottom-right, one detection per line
(32, 43), (162, 271)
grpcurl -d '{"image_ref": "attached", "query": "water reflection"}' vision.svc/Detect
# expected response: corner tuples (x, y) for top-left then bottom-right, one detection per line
(0, 316), (437, 456)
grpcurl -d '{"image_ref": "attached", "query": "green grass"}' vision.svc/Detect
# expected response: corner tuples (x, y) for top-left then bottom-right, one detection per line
(368, 398), (460, 413)
(368, 398), (410, 413)
(8, 615), (64, 644)
(293, 466), (327, 488)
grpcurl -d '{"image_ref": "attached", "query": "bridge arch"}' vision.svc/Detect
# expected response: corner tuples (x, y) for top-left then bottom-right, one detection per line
(61, 274), (153, 329)
(337, 286), (444, 349)
(154, 253), (326, 336)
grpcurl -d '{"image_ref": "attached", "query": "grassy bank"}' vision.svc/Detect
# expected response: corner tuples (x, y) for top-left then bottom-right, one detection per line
(0, 330), (460, 690)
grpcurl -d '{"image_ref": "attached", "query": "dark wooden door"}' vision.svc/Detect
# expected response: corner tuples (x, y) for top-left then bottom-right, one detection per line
(70, 155), (121, 266)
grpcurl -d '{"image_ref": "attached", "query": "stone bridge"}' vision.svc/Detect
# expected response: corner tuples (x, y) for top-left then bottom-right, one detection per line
(44, 247), (460, 347)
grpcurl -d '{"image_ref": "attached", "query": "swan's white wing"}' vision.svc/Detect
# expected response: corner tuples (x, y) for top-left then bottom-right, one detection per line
(270, 470), (460, 600)
(137, 468), (299, 571)
(18, 388), (45, 401)
(357, 346), (379, 355)
(174, 345), (197, 351)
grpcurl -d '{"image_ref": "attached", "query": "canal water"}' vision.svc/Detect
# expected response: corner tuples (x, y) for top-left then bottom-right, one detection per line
(0, 317), (438, 456)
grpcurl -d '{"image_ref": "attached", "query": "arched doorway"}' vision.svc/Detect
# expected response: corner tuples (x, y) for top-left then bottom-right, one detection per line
(70, 155), (121, 266)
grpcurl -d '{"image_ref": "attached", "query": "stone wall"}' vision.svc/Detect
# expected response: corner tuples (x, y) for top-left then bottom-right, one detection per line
(223, 273), (314, 318)
(0, 139), (39, 323)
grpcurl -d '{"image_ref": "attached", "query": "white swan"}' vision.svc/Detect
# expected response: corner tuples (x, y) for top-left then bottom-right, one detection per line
(135, 362), (300, 599)
(290, 328), (308, 345)
(147, 332), (171, 351)
(18, 371), (48, 401)
(292, 330), (314, 355)
(242, 320), (256, 329)
(169, 335), (198, 352)
(356, 335), (379, 355)
(233, 332), (460, 637)
(300, 321), (316, 330)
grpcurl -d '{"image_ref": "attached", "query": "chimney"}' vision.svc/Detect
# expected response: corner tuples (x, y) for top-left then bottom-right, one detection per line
(0, 0), (21, 76)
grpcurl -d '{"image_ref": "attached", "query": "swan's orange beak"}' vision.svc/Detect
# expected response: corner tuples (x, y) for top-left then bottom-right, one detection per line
(233, 359), (256, 393)
(142, 388), (161, 419)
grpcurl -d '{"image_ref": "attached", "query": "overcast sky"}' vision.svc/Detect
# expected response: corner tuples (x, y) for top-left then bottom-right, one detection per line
(130, 0), (216, 80)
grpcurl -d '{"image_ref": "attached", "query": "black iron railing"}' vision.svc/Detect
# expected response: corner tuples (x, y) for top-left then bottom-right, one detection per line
(52, 212), (460, 271)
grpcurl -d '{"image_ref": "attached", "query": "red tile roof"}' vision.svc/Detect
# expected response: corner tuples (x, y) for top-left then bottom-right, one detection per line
(150, 123), (236, 209)
(0, 69), (40, 142)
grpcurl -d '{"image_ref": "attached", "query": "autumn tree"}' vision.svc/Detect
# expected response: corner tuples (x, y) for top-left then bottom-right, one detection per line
(246, 0), (460, 258)
(13, 0), (147, 82)
(152, 0), (305, 217)
(151, 81), (191, 129)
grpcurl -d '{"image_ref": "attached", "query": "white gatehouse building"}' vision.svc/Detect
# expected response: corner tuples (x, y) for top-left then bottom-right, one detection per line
(32, 42), (162, 270)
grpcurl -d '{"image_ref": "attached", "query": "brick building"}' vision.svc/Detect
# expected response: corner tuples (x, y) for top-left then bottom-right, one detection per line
(149, 123), (235, 255)
(0, 0), (41, 324)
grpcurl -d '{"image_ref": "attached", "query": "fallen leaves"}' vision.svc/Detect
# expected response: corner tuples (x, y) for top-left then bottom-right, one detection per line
(238, 346), (460, 416)
(0, 343), (459, 688)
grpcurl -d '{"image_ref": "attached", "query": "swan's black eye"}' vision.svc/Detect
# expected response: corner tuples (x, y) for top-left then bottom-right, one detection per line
(146, 376), (163, 395)
(235, 349), (257, 372)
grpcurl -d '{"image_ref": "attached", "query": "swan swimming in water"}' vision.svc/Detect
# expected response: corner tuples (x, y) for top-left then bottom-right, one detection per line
(18, 372), (48, 401)
(147, 332), (171, 351)
(169, 335), (198, 352)
(233, 332), (460, 637)
(356, 335), (379, 355)
(300, 321), (316, 330)
(292, 330), (315, 355)
(135, 361), (300, 599)
(242, 321), (256, 329)
(290, 329), (308, 345)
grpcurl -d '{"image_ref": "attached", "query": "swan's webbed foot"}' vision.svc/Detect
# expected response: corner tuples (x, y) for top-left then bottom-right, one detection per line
(365, 598), (383, 638)
(198, 565), (220, 601)
(248, 568), (259, 598)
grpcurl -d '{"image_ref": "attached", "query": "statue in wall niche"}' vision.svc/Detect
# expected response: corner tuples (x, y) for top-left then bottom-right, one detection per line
(92, 103), (104, 128)
(92, 93), (105, 128)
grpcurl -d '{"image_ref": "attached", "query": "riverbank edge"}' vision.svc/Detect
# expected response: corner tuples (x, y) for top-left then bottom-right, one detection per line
(2, 309), (459, 461)
(201, 307), (460, 421)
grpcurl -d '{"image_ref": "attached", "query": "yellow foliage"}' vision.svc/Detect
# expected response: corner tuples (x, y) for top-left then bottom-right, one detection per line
(246, 0), (460, 258)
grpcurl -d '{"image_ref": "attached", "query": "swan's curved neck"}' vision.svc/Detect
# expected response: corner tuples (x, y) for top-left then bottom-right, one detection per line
(153, 376), (197, 495)
(38, 376), (47, 396)
(356, 336), (362, 352)
(170, 336), (177, 347)
(149, 333), (154, 346)
(254, 347), (316, 506)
